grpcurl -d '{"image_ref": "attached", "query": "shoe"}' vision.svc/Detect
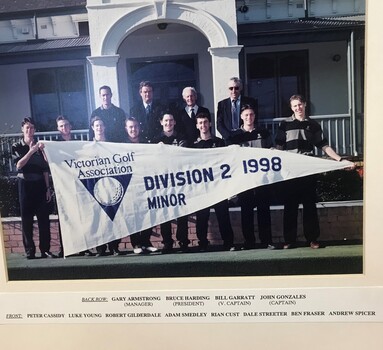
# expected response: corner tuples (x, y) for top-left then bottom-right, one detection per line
(133, 247), (144, 254)
(41, 251), (57, 258)
(283, 243), (296, 249)
(179, 242), (189, 253)
(57, 251), (64, 258)
(113, 249), (124, 256)
(161, 243), (174, 254)
(223, 244), (236, 251)
(95, 251), (107, 257)
(145, 246), (159, 253)
(241, 243), (256, 250)
(197, 244), (209, 252)
(26, 255), (35, 260)
(310, 241), (320, 249)
(84, 250), (95, 256)
(267, 244), (276, 250)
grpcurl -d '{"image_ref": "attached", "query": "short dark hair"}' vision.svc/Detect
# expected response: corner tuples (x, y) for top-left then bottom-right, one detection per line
(139, 81), (153, 92)
(99, 85), (112, 94)
(240, 104), (255, 114)
(125, 116), (138, 123)
(56, 115), (71, 124)
(21, 117), (35, 127)
(90, 116), (104, 127)
(289, 94), (306, 104)
(159, 112), (174, 121)
(195, 112), (211, 122)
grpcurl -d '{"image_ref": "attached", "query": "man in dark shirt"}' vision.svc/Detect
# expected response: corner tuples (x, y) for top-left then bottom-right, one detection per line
(12, 117), (54, 259)
(230, 105), (274, 250)
(275, 94), (352, 249)
(89, 85), (126, 142)
(152, 113), (189, 253)
(193, 113), (235, 251)
(125, 117), (158, 254)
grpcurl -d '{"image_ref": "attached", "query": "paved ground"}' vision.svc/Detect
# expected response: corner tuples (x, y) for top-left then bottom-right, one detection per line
(6, 241), (363, 280)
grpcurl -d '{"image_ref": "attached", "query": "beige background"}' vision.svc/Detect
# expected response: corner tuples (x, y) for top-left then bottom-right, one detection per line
(1, 1), (382, 348)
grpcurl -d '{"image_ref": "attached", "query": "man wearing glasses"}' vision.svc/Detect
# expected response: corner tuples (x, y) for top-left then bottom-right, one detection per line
(216, 77), (257, 144)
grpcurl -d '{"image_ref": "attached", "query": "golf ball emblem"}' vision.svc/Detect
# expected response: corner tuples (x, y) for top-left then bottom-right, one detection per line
(93, 177), (124, 206)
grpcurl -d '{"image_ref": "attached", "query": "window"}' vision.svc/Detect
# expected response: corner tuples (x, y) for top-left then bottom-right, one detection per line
(127, 56), (197, 111)
(28, 66), (88, 131)
(247, 51), (309, 119)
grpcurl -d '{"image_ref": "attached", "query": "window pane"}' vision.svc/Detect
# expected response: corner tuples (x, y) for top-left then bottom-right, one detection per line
(129, 57), (197, 109)
(28, 66), (88, 131)
(247, 51), (308, 119)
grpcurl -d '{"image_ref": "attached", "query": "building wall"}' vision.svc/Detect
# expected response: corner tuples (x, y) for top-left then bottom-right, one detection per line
(2, 203), (363, 255)
(0, 59), (90, 133)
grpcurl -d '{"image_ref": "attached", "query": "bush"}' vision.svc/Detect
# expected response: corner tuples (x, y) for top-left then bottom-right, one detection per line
(0, 177), (20, 217)
(316, 169), (363, 201)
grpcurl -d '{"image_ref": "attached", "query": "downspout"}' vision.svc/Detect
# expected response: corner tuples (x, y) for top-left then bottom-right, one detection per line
(33, 12), (39, 40)
(304, 0), (309, 18)
(347, 30), (358, 156)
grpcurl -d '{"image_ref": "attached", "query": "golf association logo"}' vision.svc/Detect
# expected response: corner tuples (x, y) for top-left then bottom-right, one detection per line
(80, 174), (132, 220)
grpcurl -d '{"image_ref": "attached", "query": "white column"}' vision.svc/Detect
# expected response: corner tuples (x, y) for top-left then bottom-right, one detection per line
(208, 45), (243, 133)
(86, 55), (121, 108)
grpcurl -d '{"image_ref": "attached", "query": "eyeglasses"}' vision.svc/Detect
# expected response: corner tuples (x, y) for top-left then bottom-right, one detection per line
(229, 86), (240, 91)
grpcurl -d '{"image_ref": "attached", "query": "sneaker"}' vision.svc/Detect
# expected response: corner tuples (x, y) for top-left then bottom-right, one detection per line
(113, 249), (124, 256)
(133, 247), (144, 254)
(41, 251), (56, 259)
(223, 244), (236, 251)
(310, 241), (320, 249)
(267, 244), (276, 250)
(145, 246), (158, 253)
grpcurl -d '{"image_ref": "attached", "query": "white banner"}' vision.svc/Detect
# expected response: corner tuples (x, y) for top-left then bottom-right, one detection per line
(42, 141), (352, 256)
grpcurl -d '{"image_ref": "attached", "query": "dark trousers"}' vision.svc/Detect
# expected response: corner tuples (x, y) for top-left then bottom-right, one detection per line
(160, 216), (189, 246)
(196, 200), (234, 247)
(18, 178), (51, 257)
(282, 175), (320, 244)
(238, 186), (272, 246)
(130, 228), (153, 248)
(96, 239), (121, 254)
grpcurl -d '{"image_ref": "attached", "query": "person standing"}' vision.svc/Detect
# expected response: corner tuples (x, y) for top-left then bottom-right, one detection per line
(12, 117), (54, 259)
(151, 113), (189, 253)
(55, 115), (94, 257)
(216, 77), (257, 144)
(89, 85), (126, 142)
(230, 105), (274, 250)
(129, 81), (165, 142)
(124, 117), (158, 254)
(275, 94), (354, 249)
(177, 87), (211, 143)
(91, 116), (122, 256)
(193, 113), (235, 251)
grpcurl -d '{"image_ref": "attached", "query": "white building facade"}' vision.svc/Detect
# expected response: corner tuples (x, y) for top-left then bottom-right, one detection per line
(0, 0), (365, 156)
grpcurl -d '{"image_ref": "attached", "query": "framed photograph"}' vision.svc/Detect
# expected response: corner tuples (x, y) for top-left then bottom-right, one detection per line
(0, 1), (382, 349)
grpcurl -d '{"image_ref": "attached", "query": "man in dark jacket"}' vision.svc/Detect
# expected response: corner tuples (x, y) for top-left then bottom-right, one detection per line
(217, 77), (257, 144)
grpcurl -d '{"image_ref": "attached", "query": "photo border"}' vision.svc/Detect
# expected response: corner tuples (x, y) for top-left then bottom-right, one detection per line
(1, 0), (382, 348)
